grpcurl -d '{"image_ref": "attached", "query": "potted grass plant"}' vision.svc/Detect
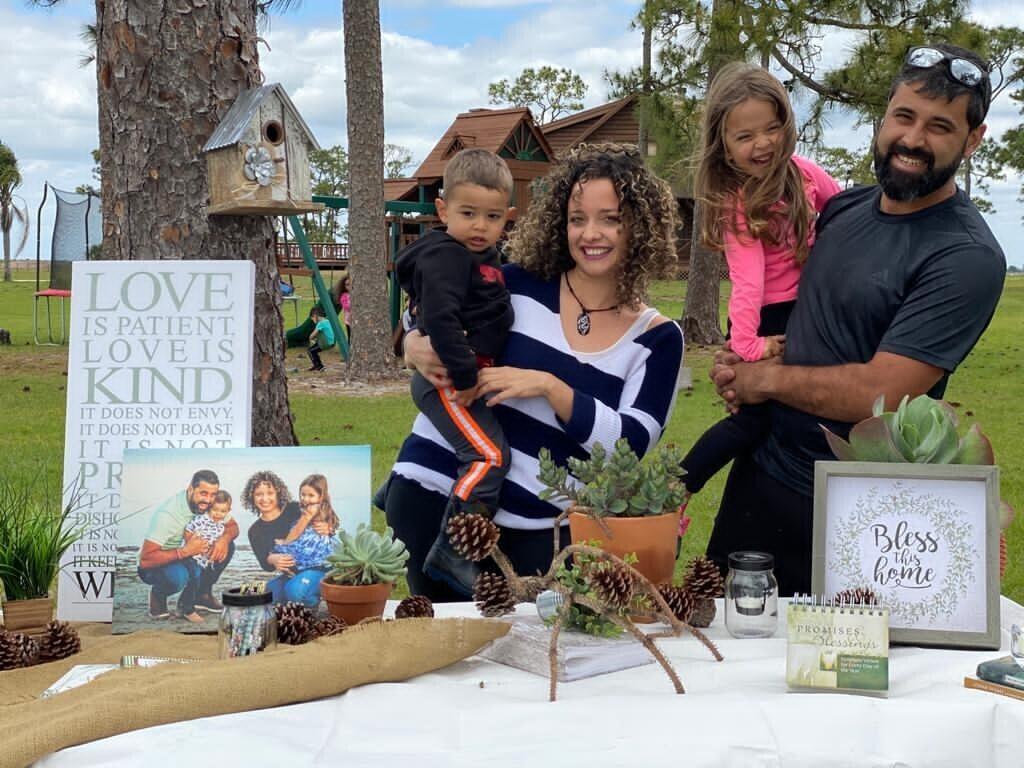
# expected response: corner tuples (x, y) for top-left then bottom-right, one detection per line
(0, 477), (85, 635)
(537, 439), (688, 586)
(823, 394), (1014, 576)
(321, 524), (410, 624)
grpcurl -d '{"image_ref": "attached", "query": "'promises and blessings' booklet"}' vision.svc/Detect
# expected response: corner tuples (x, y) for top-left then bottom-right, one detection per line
(786, 597), (890, 696)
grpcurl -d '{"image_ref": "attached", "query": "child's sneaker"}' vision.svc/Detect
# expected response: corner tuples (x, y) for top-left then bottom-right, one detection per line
(182, 611), (205, 624)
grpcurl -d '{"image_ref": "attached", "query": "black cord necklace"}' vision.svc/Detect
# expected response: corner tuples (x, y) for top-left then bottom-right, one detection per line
(565, 272), (619, 336)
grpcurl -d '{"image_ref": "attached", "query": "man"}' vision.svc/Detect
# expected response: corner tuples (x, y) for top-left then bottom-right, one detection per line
(137, 469), (238, 618)
(708, 43), (1006, 596)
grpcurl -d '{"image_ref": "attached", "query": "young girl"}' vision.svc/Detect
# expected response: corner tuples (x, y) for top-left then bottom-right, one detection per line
(272, 474), (340, 572)
(179, 490), (233, 623)
(336, 274), (352, 340)
(681, 63), (841, 496)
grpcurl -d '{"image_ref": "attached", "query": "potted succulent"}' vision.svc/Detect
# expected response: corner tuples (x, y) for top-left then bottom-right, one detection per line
(321, 524), (410, 624)
(823, 394), (1014, 576)
(0, 477), (85, 636)
(537, 439), (688, 586)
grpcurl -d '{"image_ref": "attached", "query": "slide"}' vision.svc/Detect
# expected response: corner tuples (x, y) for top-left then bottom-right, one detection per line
(286, 315), (315, 347)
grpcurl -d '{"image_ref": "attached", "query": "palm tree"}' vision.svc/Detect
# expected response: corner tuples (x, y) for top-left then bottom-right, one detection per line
(343, 0), (395, 380)
(0, 141), (28, 283)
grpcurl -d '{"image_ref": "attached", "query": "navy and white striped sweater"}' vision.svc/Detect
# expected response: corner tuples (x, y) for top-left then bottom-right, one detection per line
(393, 263), (685, 530)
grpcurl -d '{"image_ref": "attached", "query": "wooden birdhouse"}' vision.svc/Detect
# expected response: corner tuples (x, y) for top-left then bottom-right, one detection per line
(202, 83), (324, 216)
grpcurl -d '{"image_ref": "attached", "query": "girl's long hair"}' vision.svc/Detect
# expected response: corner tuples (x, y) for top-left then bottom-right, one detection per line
(694, 62), (813, 264)
(300, 473), (339, 534)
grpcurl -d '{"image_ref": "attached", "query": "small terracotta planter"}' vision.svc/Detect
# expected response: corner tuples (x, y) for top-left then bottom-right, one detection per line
(2, 596), (53, 636)
(320, 580), (394, 625)
(568, 507), (681, 587)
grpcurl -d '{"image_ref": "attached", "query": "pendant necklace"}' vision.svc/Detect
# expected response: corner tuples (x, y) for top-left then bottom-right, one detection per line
(565, 272), (619, 336)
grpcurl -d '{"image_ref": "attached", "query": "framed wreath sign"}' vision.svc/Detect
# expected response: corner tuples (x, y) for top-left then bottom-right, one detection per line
(811, 461), (1000, 649)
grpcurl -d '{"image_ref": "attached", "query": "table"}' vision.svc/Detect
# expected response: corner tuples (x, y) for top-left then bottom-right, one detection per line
(34, 598), (1024, 768)
(280, 294), (302, 326)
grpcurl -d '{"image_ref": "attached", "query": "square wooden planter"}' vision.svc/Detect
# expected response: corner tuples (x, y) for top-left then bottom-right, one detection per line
(2, 597), (53, 637)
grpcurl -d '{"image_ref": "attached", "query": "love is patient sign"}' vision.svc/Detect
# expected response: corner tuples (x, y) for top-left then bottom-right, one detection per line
(812, 461), (1000, 649)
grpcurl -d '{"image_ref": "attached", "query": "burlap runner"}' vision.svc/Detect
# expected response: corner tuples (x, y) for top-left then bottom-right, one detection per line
(0, 617), (508, 768)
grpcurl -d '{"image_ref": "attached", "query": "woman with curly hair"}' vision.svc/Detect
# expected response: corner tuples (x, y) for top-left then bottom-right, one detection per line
(380, 143), (684, 601)
(243, 469), (330, 606)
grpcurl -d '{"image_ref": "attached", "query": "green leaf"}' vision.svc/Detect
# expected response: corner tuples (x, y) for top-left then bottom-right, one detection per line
(955, 424), (996, 465)
(846, 417), (907, 462)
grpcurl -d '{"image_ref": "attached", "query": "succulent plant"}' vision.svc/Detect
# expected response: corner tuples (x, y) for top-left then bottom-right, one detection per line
(823, 394), (1014, 535)
(325, 524), (410, 586)
(537, 438), (688, 518)
(822, 394), (994, 466)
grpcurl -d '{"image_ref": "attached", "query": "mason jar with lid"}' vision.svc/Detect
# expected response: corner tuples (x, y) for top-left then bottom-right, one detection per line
(218, 587), (278, 659)
(724, 551), (778, 638)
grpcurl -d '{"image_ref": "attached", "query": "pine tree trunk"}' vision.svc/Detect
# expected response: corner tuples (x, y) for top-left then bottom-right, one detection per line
(682, 202), (725, 345)
(94, 0), (295, 446)
(343, 0), (396, 381)
(681, 0), (737, 346)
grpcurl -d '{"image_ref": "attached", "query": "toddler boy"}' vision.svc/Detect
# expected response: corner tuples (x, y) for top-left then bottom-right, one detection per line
(394, 148), (516, 595)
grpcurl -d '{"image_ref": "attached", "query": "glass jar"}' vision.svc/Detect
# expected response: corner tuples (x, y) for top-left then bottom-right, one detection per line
(724, 551), (778, 638)
(218, 588), (278, 659)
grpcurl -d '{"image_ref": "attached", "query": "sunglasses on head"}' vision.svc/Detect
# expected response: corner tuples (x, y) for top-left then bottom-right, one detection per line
(905, 46), (988, 91)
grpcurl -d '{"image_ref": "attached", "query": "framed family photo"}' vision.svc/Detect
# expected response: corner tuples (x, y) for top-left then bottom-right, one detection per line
(113, 445), (371, 634)
(812, 461), (1000, 649)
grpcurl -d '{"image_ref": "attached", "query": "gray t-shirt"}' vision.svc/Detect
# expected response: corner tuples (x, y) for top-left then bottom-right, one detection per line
(757, 185), (1006, 496)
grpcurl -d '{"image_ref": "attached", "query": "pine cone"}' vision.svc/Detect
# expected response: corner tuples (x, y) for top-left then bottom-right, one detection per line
(395, 595), (435, 619)
(831, 587), (882, 606)
(275, 601), (317, 645)
(38, 620), (81, 662)
(658, 585), (694, 622)
(689, 597), (717, 628)
(589, 563), (635, 610)
(0, 631), (40, 670)
(447, 513), (500, 562)
(473, 572), (516, 617)
(683, 555), (725, 599)
(313, 615), (348, 638)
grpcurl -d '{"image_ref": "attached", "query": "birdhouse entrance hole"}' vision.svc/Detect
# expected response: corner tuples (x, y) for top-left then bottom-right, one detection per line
(263, 120), (284, 145)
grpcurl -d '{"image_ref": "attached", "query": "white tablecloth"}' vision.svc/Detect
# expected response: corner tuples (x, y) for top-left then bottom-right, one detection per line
(34, 598), (1024, 768)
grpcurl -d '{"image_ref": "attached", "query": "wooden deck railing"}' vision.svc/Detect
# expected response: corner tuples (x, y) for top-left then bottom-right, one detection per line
(276, 242), (349, 274)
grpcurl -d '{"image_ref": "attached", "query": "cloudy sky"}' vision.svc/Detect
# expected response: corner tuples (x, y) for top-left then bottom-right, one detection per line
(1, 0), (1021, 266)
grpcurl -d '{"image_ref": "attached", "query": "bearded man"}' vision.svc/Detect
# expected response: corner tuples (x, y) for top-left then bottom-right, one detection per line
(706, 43), (1006, 596)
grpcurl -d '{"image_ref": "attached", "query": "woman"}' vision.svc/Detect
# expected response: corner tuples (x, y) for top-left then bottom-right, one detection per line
(243, 470), (329, 606)
(384, 143), (684, 601)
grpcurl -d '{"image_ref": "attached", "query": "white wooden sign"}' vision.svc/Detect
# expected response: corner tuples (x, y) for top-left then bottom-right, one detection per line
(59, 261), (254, 621)
(812, 461), (1000, 649)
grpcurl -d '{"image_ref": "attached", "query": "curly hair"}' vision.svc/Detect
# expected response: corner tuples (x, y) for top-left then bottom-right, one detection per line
(506, 142), (679, 309)
(240, 470), (292, 515)
(694, 62), (813, 265)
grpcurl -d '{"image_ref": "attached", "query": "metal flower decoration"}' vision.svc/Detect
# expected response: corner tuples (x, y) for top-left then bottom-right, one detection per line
(243, 146), (276, 186)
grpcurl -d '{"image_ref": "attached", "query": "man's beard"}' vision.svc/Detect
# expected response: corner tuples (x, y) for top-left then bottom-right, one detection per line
(186, 493), (204, 515)
(873, 141), (962, 202)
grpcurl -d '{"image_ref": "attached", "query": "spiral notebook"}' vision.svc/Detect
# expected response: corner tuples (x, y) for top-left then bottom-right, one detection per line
(786, 596), (890, 696)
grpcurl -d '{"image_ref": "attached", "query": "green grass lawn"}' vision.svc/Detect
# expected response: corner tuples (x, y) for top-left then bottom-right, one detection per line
(1, 272), (1022, 600)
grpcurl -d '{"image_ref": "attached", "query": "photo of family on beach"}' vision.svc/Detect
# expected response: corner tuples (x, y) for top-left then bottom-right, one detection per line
(113, 445), (371, 634)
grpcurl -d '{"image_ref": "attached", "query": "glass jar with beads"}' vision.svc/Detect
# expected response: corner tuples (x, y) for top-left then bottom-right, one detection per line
(218, 584), (277, 659)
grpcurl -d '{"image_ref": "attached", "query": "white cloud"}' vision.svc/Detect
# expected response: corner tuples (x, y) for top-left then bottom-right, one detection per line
(2, 2), (1021, 267)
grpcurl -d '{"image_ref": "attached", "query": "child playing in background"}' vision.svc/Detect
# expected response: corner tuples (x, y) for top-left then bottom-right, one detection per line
(307, 304), (335, 372)
(681, 62), (841, 498)
(394, 147), (516, 596)
(179, 490), (233, 623)
(273, 474), (340, 572)
(337, 274), (352, 340)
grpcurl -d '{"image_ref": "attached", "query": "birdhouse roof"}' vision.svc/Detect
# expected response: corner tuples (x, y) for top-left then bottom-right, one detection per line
(202, 83), (321, 153)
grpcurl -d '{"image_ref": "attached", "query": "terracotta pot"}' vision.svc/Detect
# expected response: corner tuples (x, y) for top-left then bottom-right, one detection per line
(2, 596), (53, 636)
(320, 580), (393, 625)
(568, 507), (681, 587)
